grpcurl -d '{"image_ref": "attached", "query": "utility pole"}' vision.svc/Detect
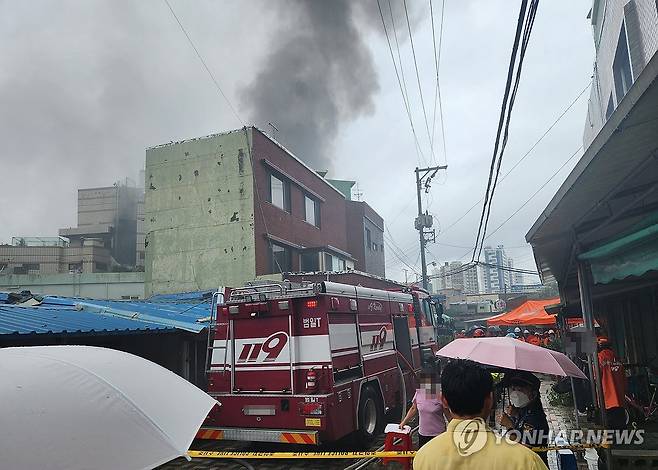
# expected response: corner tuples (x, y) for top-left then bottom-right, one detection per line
(415, 165), (448, 291)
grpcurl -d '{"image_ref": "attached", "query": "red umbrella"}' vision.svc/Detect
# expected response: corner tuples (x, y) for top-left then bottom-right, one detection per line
(436, 337), (587, 379)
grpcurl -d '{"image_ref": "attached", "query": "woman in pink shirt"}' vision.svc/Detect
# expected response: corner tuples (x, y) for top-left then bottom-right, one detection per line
(399, 369), (451, 448)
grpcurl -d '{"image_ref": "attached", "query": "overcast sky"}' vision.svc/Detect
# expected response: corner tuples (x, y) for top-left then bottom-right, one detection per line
(0, 0), (595, 282)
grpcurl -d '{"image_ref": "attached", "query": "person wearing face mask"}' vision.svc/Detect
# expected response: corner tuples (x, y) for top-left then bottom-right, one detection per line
(400, 368), (450, 448)
(498, 371), (550, 465)
(413, 360), (547, 470)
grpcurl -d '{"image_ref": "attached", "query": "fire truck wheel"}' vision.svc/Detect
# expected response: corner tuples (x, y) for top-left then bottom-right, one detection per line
(356, 386), (384, 444)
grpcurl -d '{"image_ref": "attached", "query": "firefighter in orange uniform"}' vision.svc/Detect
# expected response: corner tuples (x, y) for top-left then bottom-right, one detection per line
(597, 337), (627, 429)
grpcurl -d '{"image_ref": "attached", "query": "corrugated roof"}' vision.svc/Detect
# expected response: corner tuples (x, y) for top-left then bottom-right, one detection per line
(0, 292), (213, 336)
(0, 305), (171, 336)
(147, 290), (215, 303)
(40, 296), (211, 334)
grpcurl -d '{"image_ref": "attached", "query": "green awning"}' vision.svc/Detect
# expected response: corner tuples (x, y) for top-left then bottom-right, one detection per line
(578, 222), (658, 284)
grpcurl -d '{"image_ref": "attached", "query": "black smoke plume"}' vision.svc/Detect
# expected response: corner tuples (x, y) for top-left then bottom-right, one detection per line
(241, 0), (380, 170)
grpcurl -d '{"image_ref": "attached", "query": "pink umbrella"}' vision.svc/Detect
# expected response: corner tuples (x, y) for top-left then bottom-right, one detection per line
(436, 337), (587, 379)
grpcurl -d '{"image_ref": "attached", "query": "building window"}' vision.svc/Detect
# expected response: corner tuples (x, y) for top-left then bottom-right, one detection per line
(300, 251), (319, 272)
(269, 243), (291, 273)
(304, 195), (320, 227)
(268, 173), (290, 212)
(365, 227), (372, 251)
(323, 253), (347, 272)
(24, 263), (39, 272)
(68, 262), (82, 273)
(324, 252), (333, 271)
(613, 21), (633, 105)
(605, 93), (614, 120)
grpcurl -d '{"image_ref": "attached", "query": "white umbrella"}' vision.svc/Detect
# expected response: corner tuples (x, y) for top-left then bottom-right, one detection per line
(0, 346), (217, 470)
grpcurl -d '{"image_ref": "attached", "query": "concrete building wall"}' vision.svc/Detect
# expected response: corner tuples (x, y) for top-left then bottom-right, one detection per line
(136, 192), (145, 268)
(0, 246), (62, 274)
(77, 187), (118, 227)
(584, 0), (658, 147)
(0, 272), (144, 299)
(144, 129), (256, 295)
(0, 242), (111, 275)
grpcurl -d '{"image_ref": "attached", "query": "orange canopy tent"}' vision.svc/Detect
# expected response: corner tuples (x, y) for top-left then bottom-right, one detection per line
(486, 298), (560, 327)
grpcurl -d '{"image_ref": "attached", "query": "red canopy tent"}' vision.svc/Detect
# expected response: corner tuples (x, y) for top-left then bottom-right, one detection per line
(486, 298), (560, 326)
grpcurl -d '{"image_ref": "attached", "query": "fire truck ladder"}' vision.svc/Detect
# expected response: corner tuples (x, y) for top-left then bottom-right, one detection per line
(229, 281), (318, 302)
(206, 291), (230, 374)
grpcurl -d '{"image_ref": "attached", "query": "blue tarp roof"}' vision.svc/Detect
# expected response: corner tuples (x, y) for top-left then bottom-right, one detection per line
(0, 291), (213, 336)
(0, 305), (172, 336)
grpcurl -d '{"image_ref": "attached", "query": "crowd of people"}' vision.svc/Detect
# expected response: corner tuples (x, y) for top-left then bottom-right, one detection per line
(406, 325), (631, 469)
(454, 325), (561, 350)
(406, 360), (550, 470)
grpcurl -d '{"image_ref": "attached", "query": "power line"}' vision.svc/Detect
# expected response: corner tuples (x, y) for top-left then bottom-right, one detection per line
(384, 236), (421, 275)
(477, 0), (539, 261)
(388, 0), (412, 123)
(429, 0), (447, 164)
(482, 144), (582, 241)
(436, 80), (591, 239)
(377, 0), (426, 164)
(471, 0), (531, 261)
(163, 0), (243, 125)
(427, 260), (538, 280)
(448, 143), (581, 264)
(385, 242), (420, 266)
(385, 227), (420, 268)
(402, 0), (437, 163)
(471, 0), (539, 262)
(477, 262), (538, 275)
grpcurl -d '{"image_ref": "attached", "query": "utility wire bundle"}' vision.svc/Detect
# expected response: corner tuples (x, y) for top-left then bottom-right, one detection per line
(471, 0), (540, 263)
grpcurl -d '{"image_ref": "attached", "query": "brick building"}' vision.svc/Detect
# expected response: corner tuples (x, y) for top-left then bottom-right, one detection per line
(144, 127), (385, 295)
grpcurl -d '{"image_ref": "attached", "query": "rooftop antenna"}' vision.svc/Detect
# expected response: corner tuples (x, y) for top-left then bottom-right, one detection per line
(268, 122), (279, 141)
(354, 181), (363, 201)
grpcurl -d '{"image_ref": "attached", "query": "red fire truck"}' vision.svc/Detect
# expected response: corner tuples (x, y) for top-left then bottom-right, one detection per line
(198, 281), (442, 445)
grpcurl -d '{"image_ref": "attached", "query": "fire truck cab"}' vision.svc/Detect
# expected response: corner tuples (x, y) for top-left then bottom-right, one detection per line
(200, 280), (442, 445)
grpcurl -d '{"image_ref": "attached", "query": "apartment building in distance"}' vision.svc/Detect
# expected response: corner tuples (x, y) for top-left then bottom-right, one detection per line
(432, 261), (485, 294)
(59, 180), (143, 268)
(1, 178), (144, 277)
(144, 127), (386, 295)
